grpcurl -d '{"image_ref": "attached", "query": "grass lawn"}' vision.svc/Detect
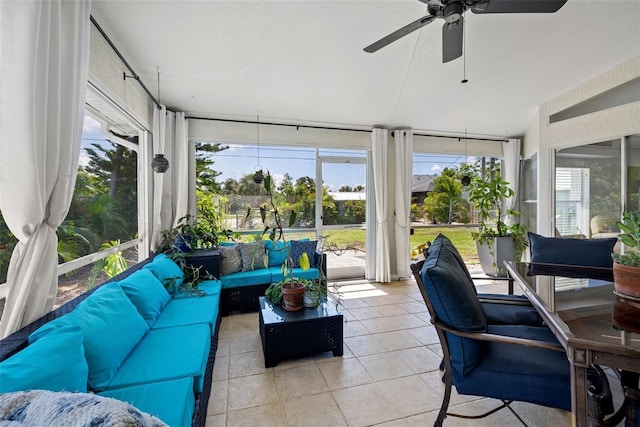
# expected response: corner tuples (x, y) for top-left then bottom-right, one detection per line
(228, 225), (480, 263)
(318, 225), (480, 264)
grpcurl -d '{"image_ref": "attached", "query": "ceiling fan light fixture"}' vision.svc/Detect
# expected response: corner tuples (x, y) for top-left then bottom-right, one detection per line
(444, 1), (464, 23)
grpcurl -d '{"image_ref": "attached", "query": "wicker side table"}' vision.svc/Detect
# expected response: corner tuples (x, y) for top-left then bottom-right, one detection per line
(258, 296), (343, 368)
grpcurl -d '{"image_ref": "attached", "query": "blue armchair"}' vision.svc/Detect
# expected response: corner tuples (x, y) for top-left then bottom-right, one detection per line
(411, 234), (571, 426)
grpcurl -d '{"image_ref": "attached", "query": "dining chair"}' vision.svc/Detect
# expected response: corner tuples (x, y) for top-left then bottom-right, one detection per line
(412, 234), (571, 426)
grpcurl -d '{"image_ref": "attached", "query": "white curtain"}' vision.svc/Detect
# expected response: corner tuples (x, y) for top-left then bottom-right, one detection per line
(394, 129), (413, 279)
(150, 109), (194, 251)
(371, 128), (391, 282)
(0, 0), (91, 338)
(502, 138), (521, 226)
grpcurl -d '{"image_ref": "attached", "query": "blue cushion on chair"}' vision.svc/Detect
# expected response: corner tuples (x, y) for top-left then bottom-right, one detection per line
(118, 269), (171, 327)
(528, 232), (617, 268)
(75, 284), (150, 391)
(0, 326), (88, 393)
(420, 234), (487, 375)
(143, 253), (184, 293)
(264, 240), (290, 267)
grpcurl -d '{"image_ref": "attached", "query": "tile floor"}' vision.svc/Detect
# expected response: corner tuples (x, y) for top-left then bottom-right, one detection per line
(205, 278), (575, 427)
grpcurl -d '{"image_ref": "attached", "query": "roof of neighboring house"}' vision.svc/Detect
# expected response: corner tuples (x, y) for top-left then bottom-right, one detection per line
(412, 175), (437, 193)
(327, 191), (366, 201)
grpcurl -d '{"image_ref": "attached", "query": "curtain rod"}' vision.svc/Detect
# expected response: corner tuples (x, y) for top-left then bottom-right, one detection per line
(90, 15), (161, 109)
(189, 117), (506, 141)
(185, 116), (372, 134)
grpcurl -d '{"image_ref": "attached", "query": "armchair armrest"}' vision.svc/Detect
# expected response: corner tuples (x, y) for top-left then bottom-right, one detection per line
(430, 316), (565, 352)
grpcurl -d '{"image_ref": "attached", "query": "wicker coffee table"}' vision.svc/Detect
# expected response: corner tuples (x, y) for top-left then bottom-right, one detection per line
(258, 296), (343, 367)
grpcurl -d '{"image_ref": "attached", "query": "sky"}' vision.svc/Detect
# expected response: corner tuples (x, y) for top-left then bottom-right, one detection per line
(82, 115), (469, 190)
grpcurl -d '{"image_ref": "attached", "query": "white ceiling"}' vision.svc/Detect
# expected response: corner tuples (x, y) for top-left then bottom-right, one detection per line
(91, 0), (640, 138)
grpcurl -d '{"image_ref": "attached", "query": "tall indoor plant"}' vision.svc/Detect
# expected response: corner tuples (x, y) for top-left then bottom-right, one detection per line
(612, 211), (640, 299)
(468, 176), (527, 277)
(256, 172), (325, 311)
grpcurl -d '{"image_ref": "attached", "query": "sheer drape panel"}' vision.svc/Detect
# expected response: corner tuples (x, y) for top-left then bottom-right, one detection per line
(0, 0), (91, 338)
(371, 128), (390, 283)
(150, 109), (192, 251)
(502, 139), (521, 226)
(394, 129), (413, 279)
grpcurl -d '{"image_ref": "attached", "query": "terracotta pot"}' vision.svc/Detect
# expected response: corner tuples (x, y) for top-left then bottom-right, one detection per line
(613, 262), (640, 300)
(281, 282), (305, 312)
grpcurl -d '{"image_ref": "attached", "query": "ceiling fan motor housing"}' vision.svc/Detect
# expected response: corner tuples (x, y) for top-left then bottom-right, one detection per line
(444, 1), (465, 23)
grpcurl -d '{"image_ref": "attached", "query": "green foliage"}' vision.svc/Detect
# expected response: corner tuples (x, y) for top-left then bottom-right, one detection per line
(613, 211), (640, 267)
(0, 212), (17, 283)
(88, 240), (128, 288)
(422, 170), (469, 224)
(158, 214), (233, 252)
(468, 175), (527, 262)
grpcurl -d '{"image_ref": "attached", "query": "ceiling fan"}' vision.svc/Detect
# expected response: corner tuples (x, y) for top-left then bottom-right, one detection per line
(364, 0), (568, 63)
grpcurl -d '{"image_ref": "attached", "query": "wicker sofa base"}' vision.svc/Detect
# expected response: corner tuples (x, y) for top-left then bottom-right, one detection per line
(220, 283), (270, 316)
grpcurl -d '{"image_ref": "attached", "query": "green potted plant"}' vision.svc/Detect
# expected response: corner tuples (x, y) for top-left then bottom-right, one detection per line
(612, 211), (640, 299)
(255, 172), (324, 311)
(468, 176), (527, 277)
(158, 214), (233, 282)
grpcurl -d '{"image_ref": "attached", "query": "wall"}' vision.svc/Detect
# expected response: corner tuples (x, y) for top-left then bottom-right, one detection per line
(525, 55), (640, 236)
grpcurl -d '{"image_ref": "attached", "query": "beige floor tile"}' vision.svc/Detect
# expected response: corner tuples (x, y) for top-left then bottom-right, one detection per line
(229, 312), (259, 337)
(282, 392), (347, 427)
(410, 398), (525, 426)
(205, 413), (225, 427)
(226, 402), (286, 427)
(360, 313), (425, 334)
(274, 364), (329, 399)
(228, 351), (269, 378)
(347, 305), (383, 320)
(393, 346), (443, 374)
(379, 374), (444, 417)
(227, 372), (279, 411)
(403, 301), (428, 314)
(229, 333), (262, 355)
(510, 401), (572, 426)
(208, 380), (228, 415)
(332, 383), (402, 427)
(344, 334), (389, 357)
(374, 329), (423, 351)
(362, 294), (394, 306)
(358, 351), (416, 381)
(212, 354), (230, 381)
(406, 324), (440, 345)
(337, 297), (369, 309)
(318, 357), (373, 390)
(375, 303), (410, 317)
(215, 337), (231, 357)
(342, 319), (369, 338)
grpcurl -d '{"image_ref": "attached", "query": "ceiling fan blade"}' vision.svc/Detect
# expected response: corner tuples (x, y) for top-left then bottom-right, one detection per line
(471, 0), (567, 14)
(442, 16), (463, 63)
(364, 15), (437, 53)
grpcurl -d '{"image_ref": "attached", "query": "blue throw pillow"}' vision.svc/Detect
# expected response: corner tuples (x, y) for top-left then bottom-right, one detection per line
(528, 232), (617, 268)
(144, 253), (184, 293)
(290, 240), (317, 268)
(0, 326), (88, 393)
(118, 268), (171, 327)
(75, 284), (149, 391)
(264, 240), (290, 267)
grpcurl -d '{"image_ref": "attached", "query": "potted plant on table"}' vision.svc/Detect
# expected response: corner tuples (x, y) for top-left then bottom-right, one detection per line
(468, 176), (527, 277)
(612, 211), (640, 300)
(254, 172), (325, 311)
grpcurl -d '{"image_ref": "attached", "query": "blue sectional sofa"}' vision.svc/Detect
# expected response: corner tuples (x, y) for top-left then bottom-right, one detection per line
(218, 240), (326, 316)
(0, 254), (221, 427)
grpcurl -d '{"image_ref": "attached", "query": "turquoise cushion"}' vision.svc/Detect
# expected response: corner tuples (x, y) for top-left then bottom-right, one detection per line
(220, 269), (273, 288)
(75, 284), (150, 391)
(118, 269), (171, 327)
(173, 279), (222, 299)
(99, 377), (194, 427)
(264, 240), (290, 267)
(0, 326), (88, 393)
(151, 294), (219, 333)
(269, 267), (320, 283)
(144, 253), (184, 293)
(106, 324), (210, 394)
(28, 310), (79, 344)
(290, 240), (317, 268)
